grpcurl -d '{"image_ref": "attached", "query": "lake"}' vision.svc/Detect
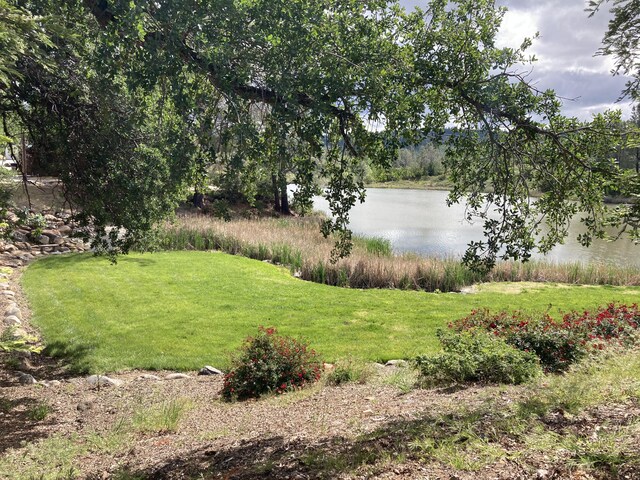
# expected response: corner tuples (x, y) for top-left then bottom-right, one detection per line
(313, 188), (640, 267)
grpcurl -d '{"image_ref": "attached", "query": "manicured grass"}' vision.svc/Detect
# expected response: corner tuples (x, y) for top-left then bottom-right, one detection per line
(21, 251), (640, 373)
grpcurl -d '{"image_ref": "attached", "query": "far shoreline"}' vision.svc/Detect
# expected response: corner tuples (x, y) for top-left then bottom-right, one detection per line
(364, 179), (634, 204)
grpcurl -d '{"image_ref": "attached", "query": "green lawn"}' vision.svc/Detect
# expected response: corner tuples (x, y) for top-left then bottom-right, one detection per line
(21, 251), (640, 373)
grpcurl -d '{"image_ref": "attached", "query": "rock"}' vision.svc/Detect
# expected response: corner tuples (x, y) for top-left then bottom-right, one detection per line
(40, 380), (62, 388)
(37, 235), (50, 245)
(198, 366), (223, 376)
(137, 374), (161, 380)
(42, 229), (60, 238)
(323, 362), (335, 371)
(11, 231), (28, 242)
(385, 359), (409, 367)
(57, 247), (71, 253)
(4, 315), (22, 326)
(17, 372), (37, 385)
(86, 375), (123, 387)
(58, 225), (72, 235)
(5, 306), (21, 319)
(536, 469), (550, 479)
(77, 400), (93, 412)
(1, 290), (15, 297)
(50, 235), (64, 245)
(165, 373), (190, 380)
(3, 244), (17, 253)
(44, 214), (58, 222)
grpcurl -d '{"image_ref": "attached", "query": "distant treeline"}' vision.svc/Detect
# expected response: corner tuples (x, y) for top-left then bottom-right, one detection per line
(366, 143), (445, 183)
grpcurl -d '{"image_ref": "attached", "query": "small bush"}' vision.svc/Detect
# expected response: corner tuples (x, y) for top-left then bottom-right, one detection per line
(451, 309), (587, 372)
(221, 327), (323, 400)
(325, 357), (376, 386)
(133, 399), (189, 433)
(27, 402), (52, 421)
(415, 330), (542, 387)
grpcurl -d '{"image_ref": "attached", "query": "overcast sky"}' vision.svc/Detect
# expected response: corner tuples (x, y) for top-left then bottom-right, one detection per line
(399, 0), (633, 120)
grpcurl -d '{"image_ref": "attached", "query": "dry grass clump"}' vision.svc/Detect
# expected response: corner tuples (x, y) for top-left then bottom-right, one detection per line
(158, 214), (640, 292)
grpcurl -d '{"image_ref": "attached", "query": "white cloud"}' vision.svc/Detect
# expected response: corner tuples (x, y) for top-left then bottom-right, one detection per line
(398, 0), (634, 120)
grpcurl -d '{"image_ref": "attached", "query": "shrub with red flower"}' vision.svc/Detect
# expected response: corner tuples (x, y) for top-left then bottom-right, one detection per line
(450, 303), (640, 372)
(221, 326), (323, 400)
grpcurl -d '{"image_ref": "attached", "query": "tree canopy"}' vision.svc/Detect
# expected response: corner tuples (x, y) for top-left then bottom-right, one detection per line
(1, 0), (638, 268)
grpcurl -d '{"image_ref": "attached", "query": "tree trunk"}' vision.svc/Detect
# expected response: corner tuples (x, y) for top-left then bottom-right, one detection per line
(193, 191), (205, 208)
(272, 174), (281, 212)
(279, 174), (290, 215)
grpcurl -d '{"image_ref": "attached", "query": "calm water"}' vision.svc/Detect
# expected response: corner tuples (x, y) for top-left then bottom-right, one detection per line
(313, 188), (640, 267)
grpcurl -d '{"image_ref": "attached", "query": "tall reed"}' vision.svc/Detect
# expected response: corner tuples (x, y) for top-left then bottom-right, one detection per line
(157, 214), (640, 292)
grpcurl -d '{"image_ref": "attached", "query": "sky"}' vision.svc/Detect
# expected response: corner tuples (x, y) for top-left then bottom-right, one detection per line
(399, 0), (633, 120)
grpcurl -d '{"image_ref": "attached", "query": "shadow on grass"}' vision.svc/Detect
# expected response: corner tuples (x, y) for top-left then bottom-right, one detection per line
(42, 340), (95, 374)
(28, 253), (159, 269)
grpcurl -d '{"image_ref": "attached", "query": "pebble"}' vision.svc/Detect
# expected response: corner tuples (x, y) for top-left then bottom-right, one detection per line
(165, 373), (190, 380)
(537, 469), (550, 479)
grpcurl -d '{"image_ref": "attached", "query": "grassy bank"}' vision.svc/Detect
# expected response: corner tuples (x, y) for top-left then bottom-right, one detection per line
(158, 215), (640, 293)
(21, 251), (640, 373)
(364, 176), (451, 190)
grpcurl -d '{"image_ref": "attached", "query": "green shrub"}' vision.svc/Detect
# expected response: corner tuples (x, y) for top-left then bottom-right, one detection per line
(415, 330), (542, 387)
(451, 304), (640, 372)
(451, 309), (587, 372)
(221, 327), (323, 400)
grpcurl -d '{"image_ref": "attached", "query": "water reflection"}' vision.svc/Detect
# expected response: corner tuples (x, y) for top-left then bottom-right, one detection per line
(313, 188), (639, 267)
